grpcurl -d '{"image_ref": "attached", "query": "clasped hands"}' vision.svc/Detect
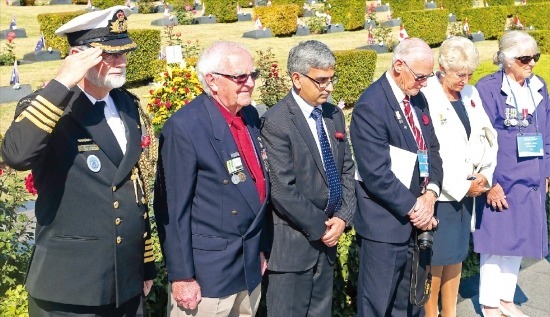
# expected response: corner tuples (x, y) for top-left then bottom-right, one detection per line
(409, 191), (438, 231)
(322, 216), (346, 247)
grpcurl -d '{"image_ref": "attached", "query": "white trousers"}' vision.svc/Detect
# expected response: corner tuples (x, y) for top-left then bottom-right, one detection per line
(478, 254), (522, 307)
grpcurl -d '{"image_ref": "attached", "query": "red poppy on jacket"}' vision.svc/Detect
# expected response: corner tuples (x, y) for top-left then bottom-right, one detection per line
(471, 100), (476, 108)
(421, 114), (430, 125)
(334, 131), (345, 140)
(141, 135), (151, 149)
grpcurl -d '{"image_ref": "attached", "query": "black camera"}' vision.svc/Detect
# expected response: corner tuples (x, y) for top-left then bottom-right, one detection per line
(417, 230), (434, 250)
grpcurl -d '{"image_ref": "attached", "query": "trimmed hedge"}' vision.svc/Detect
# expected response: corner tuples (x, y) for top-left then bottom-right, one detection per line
(527, 0), (550, 2)
(515, 2), (550, 30)
(332, 50), (377, 108)
(126, 29), (164, 85)
(495, 30), (550, 54)
(254, 4), (300, 37)
(441, 0), (473, 14)
(486, 0), (514, 5)
(37, 11), (85, 58)
(401, 9), (449, 47)
(203, 0), (238, 23)
(327, 0), (365, 31)
(272, 0), (302, 4)
(92, 0), (125, 10)
(388, 0), (425, 17)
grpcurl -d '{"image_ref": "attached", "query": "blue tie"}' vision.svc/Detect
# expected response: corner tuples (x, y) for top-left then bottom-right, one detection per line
(311, 108), (342, 217)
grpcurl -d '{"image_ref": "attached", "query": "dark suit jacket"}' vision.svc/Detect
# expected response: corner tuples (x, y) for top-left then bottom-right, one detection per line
(260, 92), (356, 272)
(1, 80), (156, 307)
(350, 73), (443, 244)
(154, 93), (269, 298)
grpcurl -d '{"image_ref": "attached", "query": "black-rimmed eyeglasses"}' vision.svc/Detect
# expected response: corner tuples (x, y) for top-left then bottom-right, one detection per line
(212, 70), (260, 83)
(300, 73), (338, 89)
(515, 53), (540, 65)
(101, 52), (128, 63)
(402, 61), (434, 82)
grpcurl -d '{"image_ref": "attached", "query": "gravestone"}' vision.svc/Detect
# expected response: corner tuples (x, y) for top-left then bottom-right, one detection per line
(0, 29), (27, 39)
(49, 0), (72, 4)
(425, 2), (437, 9)
(8, 0), (20, 6)
(151, 17), (179, 26)
(192, 16), (217, 24)
(357, 44), (389, 54)
(381, 18), (401, 27)
(326, 24), (344, 34)
(154, 4), (174, 13)
(238, 13), (252, 22)
(364, 20), (377, 29)
(448, 14), (457, 22)
(242, 28), (273, 39)
(303, 9), (316, 17)
(255, 0), (267, 6)
(375, 5), (390, 12)
(0, 85), (33, 104)
(295, 26), (310, 36)
(20, 50), (62, 64)
(470, 31), (485, 42)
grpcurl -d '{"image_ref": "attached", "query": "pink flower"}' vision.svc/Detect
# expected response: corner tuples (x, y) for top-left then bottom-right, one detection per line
(7, 31), (16, 39)
(422, 114), (430, 125)
(25, 173), (37, 195)
(334, 131), (345, 141)
(0, 169), (3, 176)
(176, 32), (182, 37)
(471, 100), (476, 108)
(141, 135), (151, 149)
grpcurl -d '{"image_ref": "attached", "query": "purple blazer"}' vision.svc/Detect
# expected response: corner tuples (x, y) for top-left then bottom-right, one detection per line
(473, 69), (549, 258)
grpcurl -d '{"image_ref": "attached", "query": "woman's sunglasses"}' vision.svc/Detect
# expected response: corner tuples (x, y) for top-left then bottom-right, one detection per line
(515, 53), (541, 65)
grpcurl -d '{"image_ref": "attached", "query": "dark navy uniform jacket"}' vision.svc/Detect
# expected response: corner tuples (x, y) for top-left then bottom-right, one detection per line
(1, 80), (156, 307)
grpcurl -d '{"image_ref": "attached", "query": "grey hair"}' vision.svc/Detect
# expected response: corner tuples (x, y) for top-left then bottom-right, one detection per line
(70, 45), (90, 55)
(438, 36), (479, 73)
(287, 40), (335, 75)
(392, 38), (433, 65)
(196, 41), (253, 96)
(493, 31), (539, 68)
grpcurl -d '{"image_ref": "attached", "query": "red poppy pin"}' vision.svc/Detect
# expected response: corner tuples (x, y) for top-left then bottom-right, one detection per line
(471, 100), (476, 108)
(335, 131), (345, 141)
(141, 135), (151, 149)
(421, 114), (430, 126)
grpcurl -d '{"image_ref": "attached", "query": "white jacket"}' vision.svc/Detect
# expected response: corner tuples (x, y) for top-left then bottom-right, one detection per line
(422, 76), (498, 202)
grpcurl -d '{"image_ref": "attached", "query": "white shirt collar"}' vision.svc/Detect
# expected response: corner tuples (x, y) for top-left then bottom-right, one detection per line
(291, 88), (323, 119)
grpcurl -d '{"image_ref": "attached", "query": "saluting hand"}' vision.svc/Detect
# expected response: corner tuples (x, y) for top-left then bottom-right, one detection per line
(54, 47), (103, 89)
(486, 183), (508, 211)
(172, 279), (202, 311)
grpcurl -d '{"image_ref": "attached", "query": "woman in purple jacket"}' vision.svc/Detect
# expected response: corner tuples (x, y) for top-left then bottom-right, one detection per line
(474, 31), (549, 317)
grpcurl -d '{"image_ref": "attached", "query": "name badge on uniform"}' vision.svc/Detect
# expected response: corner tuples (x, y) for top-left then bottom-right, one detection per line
(418, 150), (429, 178)
(77, 138), (99, 152)
(517, 133), (543, 157)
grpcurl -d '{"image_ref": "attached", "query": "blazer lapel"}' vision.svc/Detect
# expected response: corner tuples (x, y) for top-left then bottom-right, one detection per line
(287, 95), (327, 184)
(111, 90), (142, 186)
(380, 77), (418, 150)
(411, 93), (432, 148)
(69, 89), (124, 167)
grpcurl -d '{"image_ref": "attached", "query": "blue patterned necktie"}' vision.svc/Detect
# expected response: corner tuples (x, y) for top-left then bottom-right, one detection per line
(311, 107), (342, 217)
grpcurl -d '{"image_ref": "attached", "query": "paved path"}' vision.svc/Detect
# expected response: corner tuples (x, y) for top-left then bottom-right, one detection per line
(456, 258), (550, 317)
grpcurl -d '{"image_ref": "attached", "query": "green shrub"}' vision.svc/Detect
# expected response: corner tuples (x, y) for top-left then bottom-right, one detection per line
(486, 0), (514, 5)
(238, 0), (254, 8)
(388, 0), (425, 17)
(92, 0), (125, 10)
(255, 48), (290, 108)
(515, 2), (550, 30)
(37, 11), (85, 58)
(203, 0), (238, 23)
(0, 285), (28, 317)
(441, 0), (473, 15)
(254, 4), (300, 37)
(401, 9), (449, 47)
(332, 49), (377, 108)
(126, 29), (164, 85)
(527, 0), (550, 3)
(138, 2), (157, 14)
(460, 5), (511, 40)
(272, 0), (302, 4)
(326, 0), (365, 31)
(527, 30), (550, 54)
(333, 229), (359, 316)
(307, 16), (327, 34)
(72, 0), (88, 4)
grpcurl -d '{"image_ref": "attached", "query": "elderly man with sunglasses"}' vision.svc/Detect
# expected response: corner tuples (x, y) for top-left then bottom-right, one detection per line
(350, 38), (443, 317)
(154, 41), (269, 317)
(260, 40), (356, 317)
(1, 6), (156, 316)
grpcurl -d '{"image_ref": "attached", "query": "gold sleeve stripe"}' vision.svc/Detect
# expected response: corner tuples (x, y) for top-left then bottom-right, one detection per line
(17, 112), (53, 133)
(36, 95), (64, 116)
(144, 250), (154, 257)
(144, 256), (155, 263)
(145, 244), (153, 251)
(144, 239), (152, 244)
(26, 106), (56, 128)
(30, 100), (61, 122)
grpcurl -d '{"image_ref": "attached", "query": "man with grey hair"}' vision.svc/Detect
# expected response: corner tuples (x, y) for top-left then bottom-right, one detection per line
(154, 41), (269, 316)
(350, 38), (443, 316)
(261, 40), (356, 317)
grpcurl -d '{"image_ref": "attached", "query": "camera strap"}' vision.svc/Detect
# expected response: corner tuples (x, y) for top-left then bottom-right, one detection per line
(409, 232), (433, 306)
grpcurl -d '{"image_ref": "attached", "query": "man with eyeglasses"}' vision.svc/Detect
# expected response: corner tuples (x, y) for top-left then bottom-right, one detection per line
(1, 6), (156, 316)
(261, 40), (356, 317)
(350, 38), (443, 317)
(154, 41), (269, 317)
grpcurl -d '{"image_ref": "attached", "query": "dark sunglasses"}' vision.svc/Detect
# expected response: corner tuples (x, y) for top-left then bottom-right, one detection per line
(515, 53), (540, 65)
(212, 70), (260, 83)
(402, 61), (434, 82)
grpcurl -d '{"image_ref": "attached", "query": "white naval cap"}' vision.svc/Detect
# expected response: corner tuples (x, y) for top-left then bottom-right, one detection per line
(55, 5), (137, 53)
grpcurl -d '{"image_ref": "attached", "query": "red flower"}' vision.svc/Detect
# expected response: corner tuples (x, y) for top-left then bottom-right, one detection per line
(141, 135), (151, 149)
(154, 98), (161, 105)
(421, 114), (430, 125)
(0, 169), (3, 176)
(471, 100), (476, 108)
(7, 31), (16, 39)
(184, 87), (190, 93)
(334, 131), (345, 141)
(272, 63), (278, 68)
(24, 173), (37, 195)
(165, 101), (172, 109)
(185, 73), (191, 78)
(176, 32), (182, 37)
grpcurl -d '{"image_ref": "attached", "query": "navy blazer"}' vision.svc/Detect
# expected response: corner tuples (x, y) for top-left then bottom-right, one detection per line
(154, 93), (270, 298)
(350, 73), (443, 244)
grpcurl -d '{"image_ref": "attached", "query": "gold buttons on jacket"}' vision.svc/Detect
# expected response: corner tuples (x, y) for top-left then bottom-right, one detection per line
(116, 236), (122, 244)
(231, 210), (238, 215)
(112, 186), (117, 192)
(113, 201), (120, 209)
(115, 218), (122, 226)
(223, 179), (229, 185)
(143, 212), (148, 219)
(143, 232), (148, 238)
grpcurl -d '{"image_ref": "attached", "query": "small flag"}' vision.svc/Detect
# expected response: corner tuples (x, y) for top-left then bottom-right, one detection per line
(10, 61), (19, 86)
(255, 16), (262, 30)
(515, 15), (523, 29)
(9, 14), (17, 30)
(399, 25), (409, 42)
(35, 33), (45, 51)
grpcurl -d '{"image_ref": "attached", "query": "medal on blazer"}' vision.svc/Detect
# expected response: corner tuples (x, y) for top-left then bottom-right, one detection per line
(227, 152), (245, 184)
(77, 138), (99, 152)
(504, 107), (518, 127)
(395, 111), (404, 125)
(519, 108), (530, 127)
(87, 155), (101, 172)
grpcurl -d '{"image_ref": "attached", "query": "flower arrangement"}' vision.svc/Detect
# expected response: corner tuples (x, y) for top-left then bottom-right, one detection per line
(0, 32), (16, 66)
(255, 48), (290, 108)
(145, 61), (203, 134)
